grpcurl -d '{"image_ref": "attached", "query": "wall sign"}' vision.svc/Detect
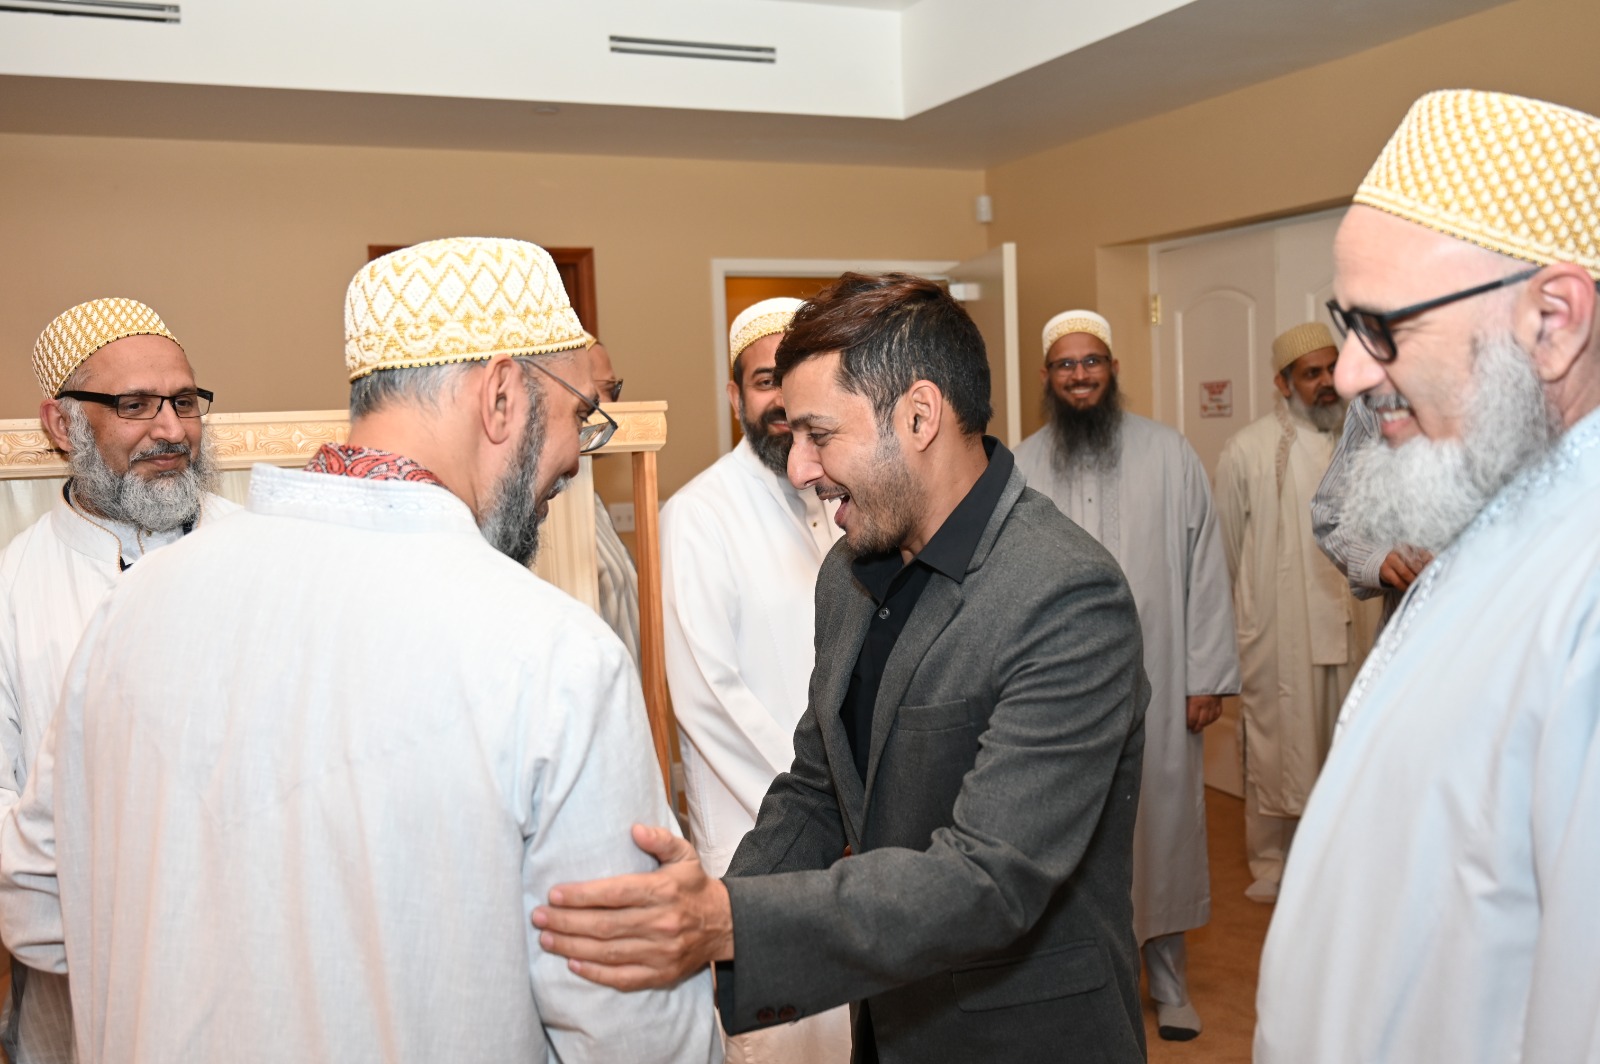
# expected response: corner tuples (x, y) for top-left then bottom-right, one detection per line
(1199, 380), (1233, 418)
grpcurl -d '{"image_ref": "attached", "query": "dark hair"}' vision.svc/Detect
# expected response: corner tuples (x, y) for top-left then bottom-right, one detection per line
(774, 272), (992, 436)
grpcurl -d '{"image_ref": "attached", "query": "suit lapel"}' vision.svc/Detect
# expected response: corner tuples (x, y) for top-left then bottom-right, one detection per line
(814, 586), (873, 846)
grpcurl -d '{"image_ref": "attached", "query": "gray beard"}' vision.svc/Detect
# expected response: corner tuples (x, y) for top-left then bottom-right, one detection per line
(478, 375), (560, 568)
(1046, 377), (1123, 476)
(1342, 330), (1558, 555)
(63, 402), (215, 532)
(1290, 392), (1347, 434)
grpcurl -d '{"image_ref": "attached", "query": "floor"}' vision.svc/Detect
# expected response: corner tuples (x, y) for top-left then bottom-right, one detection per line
(1143, 788), (1272, 1063)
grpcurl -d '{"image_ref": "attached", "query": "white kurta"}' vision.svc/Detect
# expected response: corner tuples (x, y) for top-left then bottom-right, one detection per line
(0, 466), (720, 1064)
(661, 440), (850, 1064)
(0, 488), (238, 1064)
(1255, 407), (1600, 1063)
(1215, 403), (1378, 819)
(1016, 414), (1240, 942)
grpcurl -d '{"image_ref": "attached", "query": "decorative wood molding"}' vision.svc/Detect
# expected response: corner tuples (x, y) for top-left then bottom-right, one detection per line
(0, 402), (667, 479)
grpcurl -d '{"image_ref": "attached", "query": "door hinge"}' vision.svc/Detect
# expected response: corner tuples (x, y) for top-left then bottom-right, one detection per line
(1150, 294), (1162, 325)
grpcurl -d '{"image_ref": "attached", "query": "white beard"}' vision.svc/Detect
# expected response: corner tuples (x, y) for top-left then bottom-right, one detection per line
(1342, 331), (1557, 554)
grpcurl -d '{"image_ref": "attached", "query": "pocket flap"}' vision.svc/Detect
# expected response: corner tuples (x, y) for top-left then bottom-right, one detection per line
(952, 941), (1109, 1012)
(895, 699), (972, 732)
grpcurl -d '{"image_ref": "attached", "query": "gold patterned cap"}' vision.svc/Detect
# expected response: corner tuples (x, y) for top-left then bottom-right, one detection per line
(1271, 322), (1337, 373)
(1042, 309), (1111, 357)
(32, 297), (181, 397)
(1354, 90), (1600, 278)
(729, 297), (804, 366)
(345, 237), (590, 381)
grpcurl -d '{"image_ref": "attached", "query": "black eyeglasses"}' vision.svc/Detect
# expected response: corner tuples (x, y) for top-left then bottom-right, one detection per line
(58, 388), (214, 420)
(1046, 354), (1110, 375)
(521, 360), (618, 454)
(596, 378), (624, 403)
(1325, 267), (1540, 364)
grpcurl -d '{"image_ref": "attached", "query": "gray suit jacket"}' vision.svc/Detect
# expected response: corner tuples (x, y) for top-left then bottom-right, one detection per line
(720, 466), (1150, 1063)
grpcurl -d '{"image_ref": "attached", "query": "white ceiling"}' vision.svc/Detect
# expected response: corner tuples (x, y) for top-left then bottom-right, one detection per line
(0, 0), (1508, 168)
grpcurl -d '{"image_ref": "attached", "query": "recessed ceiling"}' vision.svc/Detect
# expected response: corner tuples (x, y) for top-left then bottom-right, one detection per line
(0, 0), (1508, 168)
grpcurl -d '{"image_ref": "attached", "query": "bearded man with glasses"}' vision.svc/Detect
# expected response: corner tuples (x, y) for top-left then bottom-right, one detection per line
(1256, 91), (1600, 1064)
(0, 239), (715, 1064)
(1014, 308), (1241, 1042)
(0, 298), (239, 1064)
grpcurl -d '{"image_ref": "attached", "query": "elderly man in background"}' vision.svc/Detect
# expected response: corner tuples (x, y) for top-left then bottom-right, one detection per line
(0, 298), (238, 1064)
(660, 296), (848, 1063)
(0, 239), (719, 1064)
(586, 339), (641, 664)
(1256, 90), (1600, 1063)
(1013, 309), (1238, 1041)
(1215, 322), (1378, 904)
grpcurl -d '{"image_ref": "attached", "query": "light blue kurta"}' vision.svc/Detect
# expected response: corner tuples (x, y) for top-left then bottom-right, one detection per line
(1016, 413), (1240, 942)
(1256, 407), (1600, 1063)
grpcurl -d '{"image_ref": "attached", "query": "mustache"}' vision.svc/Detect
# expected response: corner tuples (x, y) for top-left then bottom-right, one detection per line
(130, 440), (191, 462)
(759, 406), (788, 430)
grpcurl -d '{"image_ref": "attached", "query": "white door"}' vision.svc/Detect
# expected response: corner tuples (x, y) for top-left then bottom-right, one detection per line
(947, 243), (1021, 446)
(1150, 209), (1344, 797)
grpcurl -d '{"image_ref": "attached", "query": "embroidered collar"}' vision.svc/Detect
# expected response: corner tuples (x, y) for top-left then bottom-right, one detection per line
(304, 443), (443, 485)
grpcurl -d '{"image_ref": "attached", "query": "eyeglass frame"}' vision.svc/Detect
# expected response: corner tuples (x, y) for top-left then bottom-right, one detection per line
(1324, 266), (1542, 365)
(1045, 354), (1112, 375)
(520, 358), (618, 454)
(57, 388), (215, 420)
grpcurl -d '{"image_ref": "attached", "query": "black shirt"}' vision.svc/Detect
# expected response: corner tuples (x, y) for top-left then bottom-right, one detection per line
(839, 436), (1013, 781)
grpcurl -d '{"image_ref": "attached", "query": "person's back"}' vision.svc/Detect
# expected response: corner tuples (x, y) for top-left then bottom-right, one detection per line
(21, 466), (713, 1063)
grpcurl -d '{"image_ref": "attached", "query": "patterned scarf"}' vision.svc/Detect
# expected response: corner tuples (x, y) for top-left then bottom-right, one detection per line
(304, 443), (443, 485)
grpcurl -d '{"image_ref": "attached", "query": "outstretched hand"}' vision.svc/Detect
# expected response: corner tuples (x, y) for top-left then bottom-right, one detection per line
(532, 824), (734, 991)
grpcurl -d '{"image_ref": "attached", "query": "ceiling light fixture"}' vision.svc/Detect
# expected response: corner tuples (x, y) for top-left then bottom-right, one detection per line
(609, 35), (775, 64)
(0, 0), (178, 21)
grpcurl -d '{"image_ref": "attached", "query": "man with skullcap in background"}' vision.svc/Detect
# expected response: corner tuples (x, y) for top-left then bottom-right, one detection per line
(1014, 308), (1239, 1041)
(0, 298), (238, 1064)
(660, 296), (848, 1063)
(0, 239), (719, 1064)
(1256, 90), (1600, 1063)
(1214, 322), (1379, 904)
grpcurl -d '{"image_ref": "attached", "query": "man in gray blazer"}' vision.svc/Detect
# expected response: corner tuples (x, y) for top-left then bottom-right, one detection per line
(536, 273), (1151, 1063)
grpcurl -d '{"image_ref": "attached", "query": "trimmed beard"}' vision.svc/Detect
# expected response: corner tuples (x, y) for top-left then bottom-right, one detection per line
(840, 427), (920, 557)
(1289, 390), (1347, 434)
(1342, 330), (1557, 555)
(739, 399), (793, 479)
(478, 369), (564, 567)
(1046, 374), (1123, 475)
(63, 401), (215, 532)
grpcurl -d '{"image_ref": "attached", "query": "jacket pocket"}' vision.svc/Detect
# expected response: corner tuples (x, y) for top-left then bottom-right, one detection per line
(951, 941), (1109, 1012)
(895, 699), (972, 732)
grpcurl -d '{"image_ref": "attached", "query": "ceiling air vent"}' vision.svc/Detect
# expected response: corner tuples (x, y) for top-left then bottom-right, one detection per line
(609, 35), (774, 64)
(0, 0), (179, 21)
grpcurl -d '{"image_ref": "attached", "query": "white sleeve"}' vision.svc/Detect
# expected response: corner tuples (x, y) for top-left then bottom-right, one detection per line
(520, 622), (721, 1064)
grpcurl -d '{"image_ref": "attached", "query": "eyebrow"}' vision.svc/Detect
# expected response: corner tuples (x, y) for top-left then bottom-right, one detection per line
(788, 413), (836, 431)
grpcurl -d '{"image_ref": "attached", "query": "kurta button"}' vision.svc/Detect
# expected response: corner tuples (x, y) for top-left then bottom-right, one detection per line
(778, 1006), (798, 1021)
(877, 607), (890, 620)
(756, 1007), (776, 1023)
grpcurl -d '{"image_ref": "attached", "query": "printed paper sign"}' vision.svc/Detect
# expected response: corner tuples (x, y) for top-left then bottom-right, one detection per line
(1198, 380), (1233, 419)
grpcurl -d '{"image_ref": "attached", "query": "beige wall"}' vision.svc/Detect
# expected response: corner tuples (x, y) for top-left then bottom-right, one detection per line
(988, 0), (1600, 437)
(0, 134), (986, 500)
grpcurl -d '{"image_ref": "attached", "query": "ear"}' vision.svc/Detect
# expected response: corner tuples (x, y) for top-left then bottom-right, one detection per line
(38, 398), (73, 452)
(1519, 264), (1597, 384)
(1274, 371), (1292, 399)
(903, 379), (943, 454)
(725, 376), (742, 418)
(1038, 362), (1050, 385)
(1110, 357), (1121, 377)
(479, 357), (522, 446)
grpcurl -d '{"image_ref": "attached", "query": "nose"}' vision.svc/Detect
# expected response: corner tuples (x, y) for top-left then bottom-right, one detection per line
(1333, 333), (1385, 401)
(787, 435), (822, 492)
(147, 400), (186, 442)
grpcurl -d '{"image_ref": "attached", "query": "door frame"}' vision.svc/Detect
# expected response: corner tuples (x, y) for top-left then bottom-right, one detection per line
(710, 257), (960, 453)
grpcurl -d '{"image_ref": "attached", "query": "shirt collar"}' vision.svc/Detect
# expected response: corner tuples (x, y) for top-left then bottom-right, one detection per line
(851, 435), (1013, 596)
